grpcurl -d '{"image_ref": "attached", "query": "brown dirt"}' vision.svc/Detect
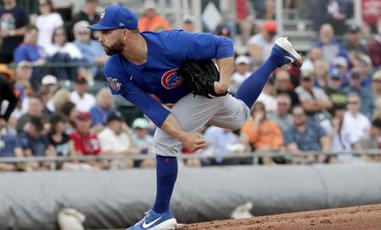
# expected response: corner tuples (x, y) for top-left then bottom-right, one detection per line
(177, 204), (381, 230)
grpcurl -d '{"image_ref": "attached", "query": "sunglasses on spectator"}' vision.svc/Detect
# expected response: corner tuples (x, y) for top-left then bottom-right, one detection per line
(351, 75), (361, 79)
(293, 113), (305, 117)
(301, 77), (312, 81)
(278, 102), (289, 106)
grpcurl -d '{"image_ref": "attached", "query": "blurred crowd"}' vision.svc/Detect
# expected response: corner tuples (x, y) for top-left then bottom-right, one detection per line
(1, 0), (381, 172)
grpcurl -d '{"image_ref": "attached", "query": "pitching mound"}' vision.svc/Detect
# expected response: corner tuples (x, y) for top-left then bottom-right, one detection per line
(177, 204), (381, 230)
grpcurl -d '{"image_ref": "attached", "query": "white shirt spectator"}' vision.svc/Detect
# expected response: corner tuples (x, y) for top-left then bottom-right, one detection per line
(36, 12), (63, 50)
(45, 43), (83, 59)
(342, 111), (371, 144)
(70, 91), (96, 113)
(330, 127), (352, 152)
(232, 72), (251, 86)
(257, 93), (277, 113)
(301, 58), (314, 73)
(230, 71), (251, 93)
(98, 127), (132, 153)
(336, 111), (371, 162)
(248, 34), (274, 61)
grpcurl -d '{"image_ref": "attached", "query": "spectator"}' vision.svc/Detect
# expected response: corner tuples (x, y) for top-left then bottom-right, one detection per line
(274, 69), (300, 107)
(285, 106), (330, 163)
(69, 112), (106, 169)
(344, 69), (373, 116)
(268, 94), (293, 132)
(89, 88), (115, 131)
(203, 126), (245, 166)
(18, 115), (55, 170)
(48, 88), (71, 114)
(69, 0), (100, 40)
(329, 105), (351, 153)
(230, 55), (251, 94)
(131, 118), (154, 168)
(235, 0), (254, 45)
(98, 112), (138, 169)
(312, 59), (329, 89)
(325, 0), (349, 35)
(47, 114), (70, 157)
(45, 26), (83, 78)
(343, 24), (368, 56)
(301, 46), (323, 73)
(352, 54), (373, 88)
(256, 82), (277, 114)
(45, 26), (81, 60)
(73, 20), (107, 77)
(70, 74), (96, 113)
(138, 2), (171, 32)
(16, 96), (44, 133)
(337, 93), (371, 162)
(182, 16), (195, 32)
(332, 56), (349, 85)
(0, 0), (28, 63)
(325, 68), (347, 109)
(58, 101), (78, 130)
(35, 0), (63, 51)
(40, 74), (59, 97)
(250, 0), (275, 20)
(14, 25), (47, 65)
(368, 19), (381, 68)
(13, 25), (47, 90)
(360, 119), (381, 152)
(241, 102), (284, 164)
(314, 23), (347, 63)
(295, 72), (332, 116)
(372, 70), (381, 104)
(215, 11), (236, 40)
(248, 20), (276, 64)
(37, 90), (54, 119)
(14, 61), (33, 116)
(0, 117), (23, 171)
(0, 65), (18, 127)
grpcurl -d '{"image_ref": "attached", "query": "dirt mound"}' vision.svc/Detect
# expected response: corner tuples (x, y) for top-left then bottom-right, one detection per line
(177, 204), (381, 230)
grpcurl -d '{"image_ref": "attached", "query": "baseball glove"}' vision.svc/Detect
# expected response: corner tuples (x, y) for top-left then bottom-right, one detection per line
(178, 60), (228, 98)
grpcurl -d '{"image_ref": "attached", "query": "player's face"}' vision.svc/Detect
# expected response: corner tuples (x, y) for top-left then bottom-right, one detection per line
(99, 29), (125, 55)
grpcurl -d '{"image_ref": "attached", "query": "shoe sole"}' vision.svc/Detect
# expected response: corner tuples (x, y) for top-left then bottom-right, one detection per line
(274, 37), (303, 68)
(149, 218), (177, 230)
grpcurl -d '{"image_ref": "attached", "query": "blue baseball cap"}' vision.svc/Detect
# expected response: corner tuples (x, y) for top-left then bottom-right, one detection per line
(329, 68), (342, 79)
(88, 5), (138, 31)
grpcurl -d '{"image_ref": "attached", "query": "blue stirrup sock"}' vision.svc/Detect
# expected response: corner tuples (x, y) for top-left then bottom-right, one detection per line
(235, 55), (284, 109)
(152, 155), (178, 214)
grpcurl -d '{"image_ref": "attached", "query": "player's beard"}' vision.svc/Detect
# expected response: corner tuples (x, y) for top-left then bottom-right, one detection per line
(103, 40), (125, 55)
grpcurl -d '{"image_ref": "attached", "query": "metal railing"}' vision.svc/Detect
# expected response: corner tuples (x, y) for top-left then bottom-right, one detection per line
(1, 149), (380, 170)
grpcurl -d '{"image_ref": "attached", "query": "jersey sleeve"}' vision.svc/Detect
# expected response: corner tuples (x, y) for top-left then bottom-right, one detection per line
(165, 30), (234, 61)
(104, 57), (170, 127)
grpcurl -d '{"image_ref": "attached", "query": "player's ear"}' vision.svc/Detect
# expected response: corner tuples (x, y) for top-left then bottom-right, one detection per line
(121, 29), (128, 40)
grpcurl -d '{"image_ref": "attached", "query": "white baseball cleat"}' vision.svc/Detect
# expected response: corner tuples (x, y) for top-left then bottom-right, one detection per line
(126, 209), (177, 230)
(272, 37), (303, 68)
